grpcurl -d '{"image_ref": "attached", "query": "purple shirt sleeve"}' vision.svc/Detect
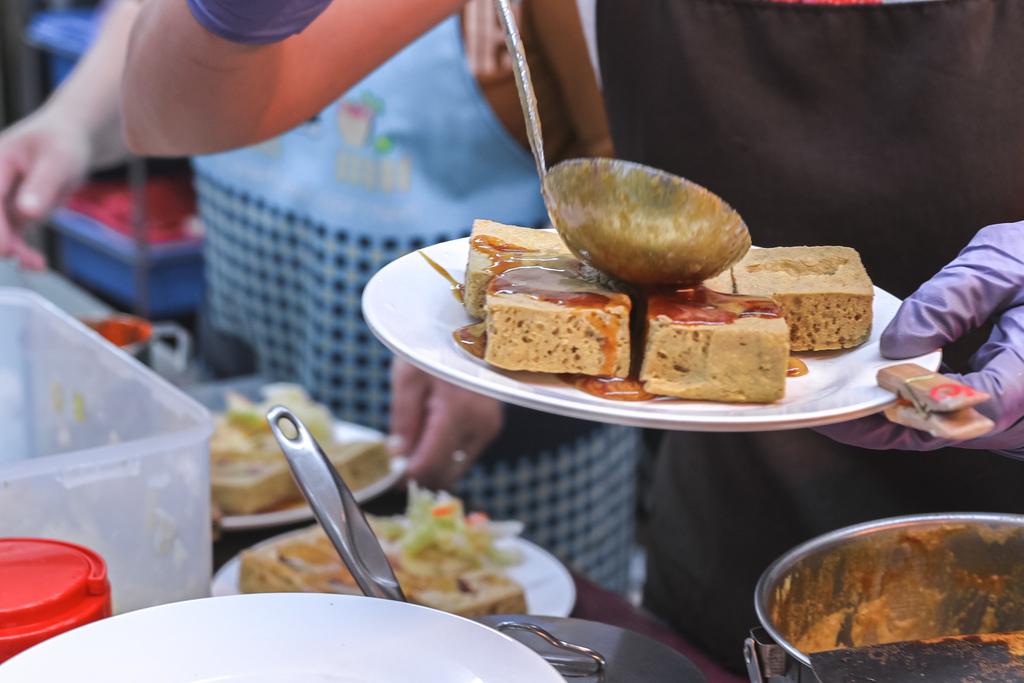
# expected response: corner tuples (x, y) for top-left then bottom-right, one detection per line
(186, 0), (334, 44)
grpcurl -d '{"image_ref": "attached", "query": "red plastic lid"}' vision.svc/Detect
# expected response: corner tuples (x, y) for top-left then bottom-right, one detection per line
(0, 538), (112, 663)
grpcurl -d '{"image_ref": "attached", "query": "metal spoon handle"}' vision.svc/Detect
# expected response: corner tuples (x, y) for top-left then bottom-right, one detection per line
(266, 405), (406, 603)
(493, 0), (546, 180)
(267, 408), (608, 675)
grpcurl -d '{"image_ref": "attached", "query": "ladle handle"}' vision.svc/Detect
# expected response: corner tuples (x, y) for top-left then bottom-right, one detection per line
(493, 0), (546, 180)
(266, 405), (406, 604)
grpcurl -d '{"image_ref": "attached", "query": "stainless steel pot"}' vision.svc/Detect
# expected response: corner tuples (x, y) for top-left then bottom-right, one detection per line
(746, 512), (1024, 683)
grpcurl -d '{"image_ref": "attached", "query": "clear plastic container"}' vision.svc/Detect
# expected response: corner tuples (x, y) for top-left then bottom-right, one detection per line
(0, 289), (214, 613)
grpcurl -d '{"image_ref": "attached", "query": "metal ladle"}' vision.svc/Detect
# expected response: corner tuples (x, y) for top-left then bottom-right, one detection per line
(493, 0), (750, 285)
(266, 405), (606, 678)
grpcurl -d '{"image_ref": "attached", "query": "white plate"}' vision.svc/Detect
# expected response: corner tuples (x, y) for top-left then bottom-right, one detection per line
(221, 422), (406, 531)
(362, 237), (942, 432)
(0, 593), (563, 683)
(212, 528), (577, 617)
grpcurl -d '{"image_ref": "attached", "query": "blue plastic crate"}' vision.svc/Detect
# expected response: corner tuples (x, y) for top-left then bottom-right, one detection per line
(52, 208), (205, 318)
(27, 8), (100, 86)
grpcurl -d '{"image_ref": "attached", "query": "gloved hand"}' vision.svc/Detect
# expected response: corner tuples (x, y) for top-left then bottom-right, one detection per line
(186, 0), (334, 44)
(389, 358), (504, 491)
(0, 110), (94, 270)
(816, 222), (1024, 458)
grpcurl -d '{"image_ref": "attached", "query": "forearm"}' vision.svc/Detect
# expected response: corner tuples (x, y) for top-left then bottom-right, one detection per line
(43, 0), (139, 169)
(123, 0), (466, 156)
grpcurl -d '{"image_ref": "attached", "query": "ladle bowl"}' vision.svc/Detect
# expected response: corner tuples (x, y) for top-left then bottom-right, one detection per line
(494, 0), (750, 285)
(544, 157), (751, 284)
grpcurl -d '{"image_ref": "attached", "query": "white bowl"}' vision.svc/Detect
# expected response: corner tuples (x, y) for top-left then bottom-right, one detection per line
(0, 593), (563, 682)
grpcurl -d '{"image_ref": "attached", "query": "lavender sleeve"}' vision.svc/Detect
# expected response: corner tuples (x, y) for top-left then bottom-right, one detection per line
(186, 0), (334, 44)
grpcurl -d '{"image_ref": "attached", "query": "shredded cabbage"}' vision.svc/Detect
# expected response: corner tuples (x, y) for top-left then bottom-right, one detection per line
(224, 384), (334, 445)
(385, 483), (525, 573)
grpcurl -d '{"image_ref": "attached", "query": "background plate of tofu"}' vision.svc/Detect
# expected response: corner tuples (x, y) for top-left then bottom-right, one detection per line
(219, 446), (406, 531)
(363, 231), (942, 432)
(211, 528), (577, 618)
(193, 382), (405, 531)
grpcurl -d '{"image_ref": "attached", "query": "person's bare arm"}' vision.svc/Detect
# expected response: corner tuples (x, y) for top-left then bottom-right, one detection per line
(49, 0), (139, 167)
(0, 0), (139, 268)
(123, 0), (466, 156)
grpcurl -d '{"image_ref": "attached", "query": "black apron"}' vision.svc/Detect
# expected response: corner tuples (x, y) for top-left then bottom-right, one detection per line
(597, 0), (1024, 672)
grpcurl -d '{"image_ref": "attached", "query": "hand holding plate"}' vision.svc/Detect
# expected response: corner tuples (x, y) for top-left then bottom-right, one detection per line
(816, 222), (1024, 456)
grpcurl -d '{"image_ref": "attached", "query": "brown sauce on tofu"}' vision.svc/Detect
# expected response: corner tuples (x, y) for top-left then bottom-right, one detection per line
(457, 236), (632, 377)
(591, 316), (624, 376)
(453, 322), (488, 360)
(419, 251), (464, 304)
(488, 265), (628, 310)
(647, 285), (780, 324)
(472, 234), (570, 276)
(559, 374), (657, 401)
(788, 357), (809, 377)
(488, 264), (629, 376)
(454, 235), (645, 400)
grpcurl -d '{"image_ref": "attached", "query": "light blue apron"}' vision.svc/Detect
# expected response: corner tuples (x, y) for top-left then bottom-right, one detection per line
(194, 16), (546, 424)
(193, 15), (638, 591)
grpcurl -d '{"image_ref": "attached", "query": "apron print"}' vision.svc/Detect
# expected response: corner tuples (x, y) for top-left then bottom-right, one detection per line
(336, 92), (410, 194)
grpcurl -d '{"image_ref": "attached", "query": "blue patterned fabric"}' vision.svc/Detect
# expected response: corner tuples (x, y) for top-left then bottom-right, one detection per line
(193, 16), (639, 591)
(458, 421), (639, 592)
(198, 172), (639, 590)
(198, 169), (451, 430)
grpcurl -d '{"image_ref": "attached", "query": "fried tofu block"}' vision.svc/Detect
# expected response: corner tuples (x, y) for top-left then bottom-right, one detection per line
(464, 220), (572, 319)
(484, 296), (631, 377)
(640, 287), (790, 402)
(730, 246), (873, 351)
(238, 524), (527, 617)
(461, 220), (632, 376)
(702, 269), (734, 293)
(211, 436), (389, 515)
